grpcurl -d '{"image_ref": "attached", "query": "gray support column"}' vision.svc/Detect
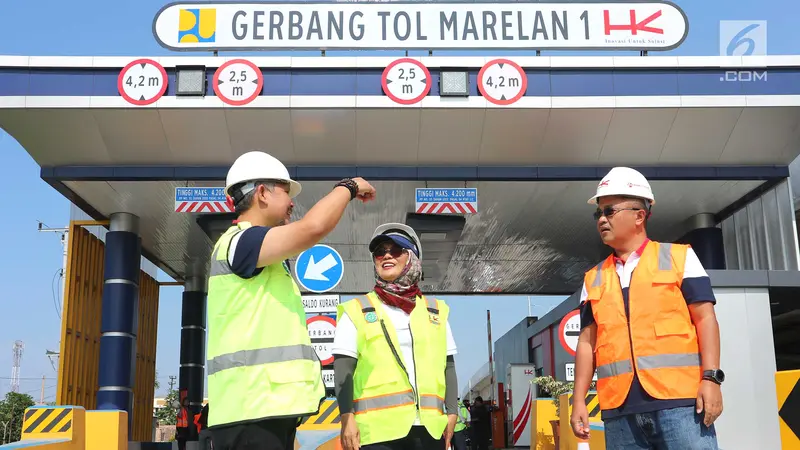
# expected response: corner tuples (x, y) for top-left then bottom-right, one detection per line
(97, 213), (141, 437)
(677, 213), (726, 270)
(179, 274), (207, 441)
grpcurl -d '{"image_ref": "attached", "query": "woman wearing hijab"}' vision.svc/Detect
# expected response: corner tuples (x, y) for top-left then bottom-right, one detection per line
(332, 223), (460, 450)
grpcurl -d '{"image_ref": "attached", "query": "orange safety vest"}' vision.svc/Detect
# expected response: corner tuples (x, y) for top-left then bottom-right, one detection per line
(583, 241), (702, 411)
(193, 413), (202, 433)
(177, 407), (189, 428)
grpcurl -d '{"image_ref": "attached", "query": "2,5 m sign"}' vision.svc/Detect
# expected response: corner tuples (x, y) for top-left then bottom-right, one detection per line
(153, 2), (688, 51)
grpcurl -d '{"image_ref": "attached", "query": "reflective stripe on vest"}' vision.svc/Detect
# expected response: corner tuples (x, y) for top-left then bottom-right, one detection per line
(585, 241), (701, 410)
(207, 344), (319, 376)
(206, 222), (325, 427)
(338, 292), (449, 446)
(354, 390), (416, 414)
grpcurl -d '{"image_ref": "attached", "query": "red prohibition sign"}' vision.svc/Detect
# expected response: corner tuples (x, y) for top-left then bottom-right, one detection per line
(478, 58), (528, 106)
(558, 309), (581, 357)
(381, 58), (431, 105)
(307, 315), (337, 366)
(117, 58), (168, 106)
(213, 59), (264, 106)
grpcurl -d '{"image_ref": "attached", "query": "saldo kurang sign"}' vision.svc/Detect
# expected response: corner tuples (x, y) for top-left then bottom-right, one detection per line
(153, 1), (689, 51)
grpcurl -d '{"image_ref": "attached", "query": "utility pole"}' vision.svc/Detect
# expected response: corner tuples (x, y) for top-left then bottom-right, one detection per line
(168, 375), (176, 392)
(40, 375), (45, 404)
(37, 222), (69, 320)
(486, 310), (495, 403)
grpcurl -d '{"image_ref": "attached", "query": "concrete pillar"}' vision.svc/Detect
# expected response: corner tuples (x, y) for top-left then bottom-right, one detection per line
(180, 273), (207, 441)
(678, 213), (726, 270)
(97, 212), (141, 436)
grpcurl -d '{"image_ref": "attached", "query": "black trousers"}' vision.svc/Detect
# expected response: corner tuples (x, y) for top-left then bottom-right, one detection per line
(452, 430), (468, 450)
(177, 427), (189, 450)
(210, 417), (299, 450)
(362, 425), (446, 450)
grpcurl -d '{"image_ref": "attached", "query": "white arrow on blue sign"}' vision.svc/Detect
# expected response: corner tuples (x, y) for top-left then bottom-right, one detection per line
(294, 244), (344, 293)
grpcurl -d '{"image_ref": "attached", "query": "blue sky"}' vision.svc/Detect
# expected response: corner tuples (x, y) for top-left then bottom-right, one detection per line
(0, 0), (798, 402)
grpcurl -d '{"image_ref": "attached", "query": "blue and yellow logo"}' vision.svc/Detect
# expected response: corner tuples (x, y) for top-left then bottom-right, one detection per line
(178, 8), (216, 43)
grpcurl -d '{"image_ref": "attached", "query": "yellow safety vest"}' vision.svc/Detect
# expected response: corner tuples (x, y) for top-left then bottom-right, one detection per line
(455, 403), (468, 432)
(337, 292), (449, 446)
(206, 222), (325, 427)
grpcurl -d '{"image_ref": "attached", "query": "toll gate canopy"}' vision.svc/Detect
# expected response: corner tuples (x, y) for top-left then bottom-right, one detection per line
(2, 53), (800, 294)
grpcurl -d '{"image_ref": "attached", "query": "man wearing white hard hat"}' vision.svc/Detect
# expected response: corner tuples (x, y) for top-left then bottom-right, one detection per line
(205, 151), (376, 450)
(570, 167), (723, 449)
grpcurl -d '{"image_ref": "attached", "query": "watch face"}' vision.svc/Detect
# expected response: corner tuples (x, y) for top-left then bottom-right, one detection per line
(716, 370), (725, 382)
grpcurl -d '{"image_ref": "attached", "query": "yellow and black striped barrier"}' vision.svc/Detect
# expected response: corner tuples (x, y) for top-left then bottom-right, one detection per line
(299, 399), (341, 430)
(567, 391), (601, 419)
(776, 369), (800, 449)
(23, 406), (76, 439)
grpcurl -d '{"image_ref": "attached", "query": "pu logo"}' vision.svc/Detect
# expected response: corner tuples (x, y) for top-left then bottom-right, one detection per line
(603, 9), (664, 36)
(179, 8), (217, 43)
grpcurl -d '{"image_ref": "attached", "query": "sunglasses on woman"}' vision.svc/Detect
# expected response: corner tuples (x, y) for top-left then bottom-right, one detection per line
(372, 246), (406, 259)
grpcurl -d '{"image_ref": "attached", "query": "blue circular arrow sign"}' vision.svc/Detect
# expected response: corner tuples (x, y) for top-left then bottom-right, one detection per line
(294, 244), (344, 293)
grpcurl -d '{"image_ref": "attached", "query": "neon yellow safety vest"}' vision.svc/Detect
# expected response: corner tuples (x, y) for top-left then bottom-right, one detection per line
(206, 221), (325, 427)
(337, 292), (449, 446)
(455, 403), (468, 432)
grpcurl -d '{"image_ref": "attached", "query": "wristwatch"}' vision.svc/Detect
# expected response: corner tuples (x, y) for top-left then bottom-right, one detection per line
(702, 369), (725, 385)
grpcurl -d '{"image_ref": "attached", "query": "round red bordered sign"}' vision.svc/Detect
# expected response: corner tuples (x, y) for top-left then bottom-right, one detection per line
(307, 315), (337, 366)
(213, 59), (264, 106)
(478, 58), (528, 106)
(558, 309), (581, 357)
(117, 58), (168, 106)
(381, 58), (431, 105)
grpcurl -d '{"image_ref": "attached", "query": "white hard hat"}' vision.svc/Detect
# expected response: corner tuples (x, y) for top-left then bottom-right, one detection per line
(225, 151), (301, 199)
(587, 167), (655, 206)
(369, 223), (422, 260)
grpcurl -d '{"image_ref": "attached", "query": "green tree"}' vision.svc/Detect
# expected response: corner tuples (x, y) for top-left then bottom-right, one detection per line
(154, 387), (179, 426)
(0, 392), (35, 443)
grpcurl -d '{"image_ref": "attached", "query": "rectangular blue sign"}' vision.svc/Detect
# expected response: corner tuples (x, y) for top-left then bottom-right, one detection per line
(175, 187), (226, 202)
(415, 188), (477, 203)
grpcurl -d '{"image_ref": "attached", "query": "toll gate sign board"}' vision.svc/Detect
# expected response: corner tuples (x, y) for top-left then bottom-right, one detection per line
(153, 2), (689, 52)
(416, 188), (477, 214)
(175, 187), (234, 213)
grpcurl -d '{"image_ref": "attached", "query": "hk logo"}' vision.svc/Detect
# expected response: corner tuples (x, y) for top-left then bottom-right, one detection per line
(604, 10), (664, 36)
(720, 21), (767, 56)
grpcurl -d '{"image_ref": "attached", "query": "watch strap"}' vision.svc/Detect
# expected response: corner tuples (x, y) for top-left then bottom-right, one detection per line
(335, 178), (358, 200)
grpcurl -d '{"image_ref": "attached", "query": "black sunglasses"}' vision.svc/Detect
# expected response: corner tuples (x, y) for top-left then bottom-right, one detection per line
(593, 206), (642, 221)
(373, 246), (406, 259)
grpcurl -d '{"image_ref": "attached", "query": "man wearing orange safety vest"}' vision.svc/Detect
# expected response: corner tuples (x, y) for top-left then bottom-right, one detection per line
(571, 167), (724, 449)
(176, 397), (191, 450)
